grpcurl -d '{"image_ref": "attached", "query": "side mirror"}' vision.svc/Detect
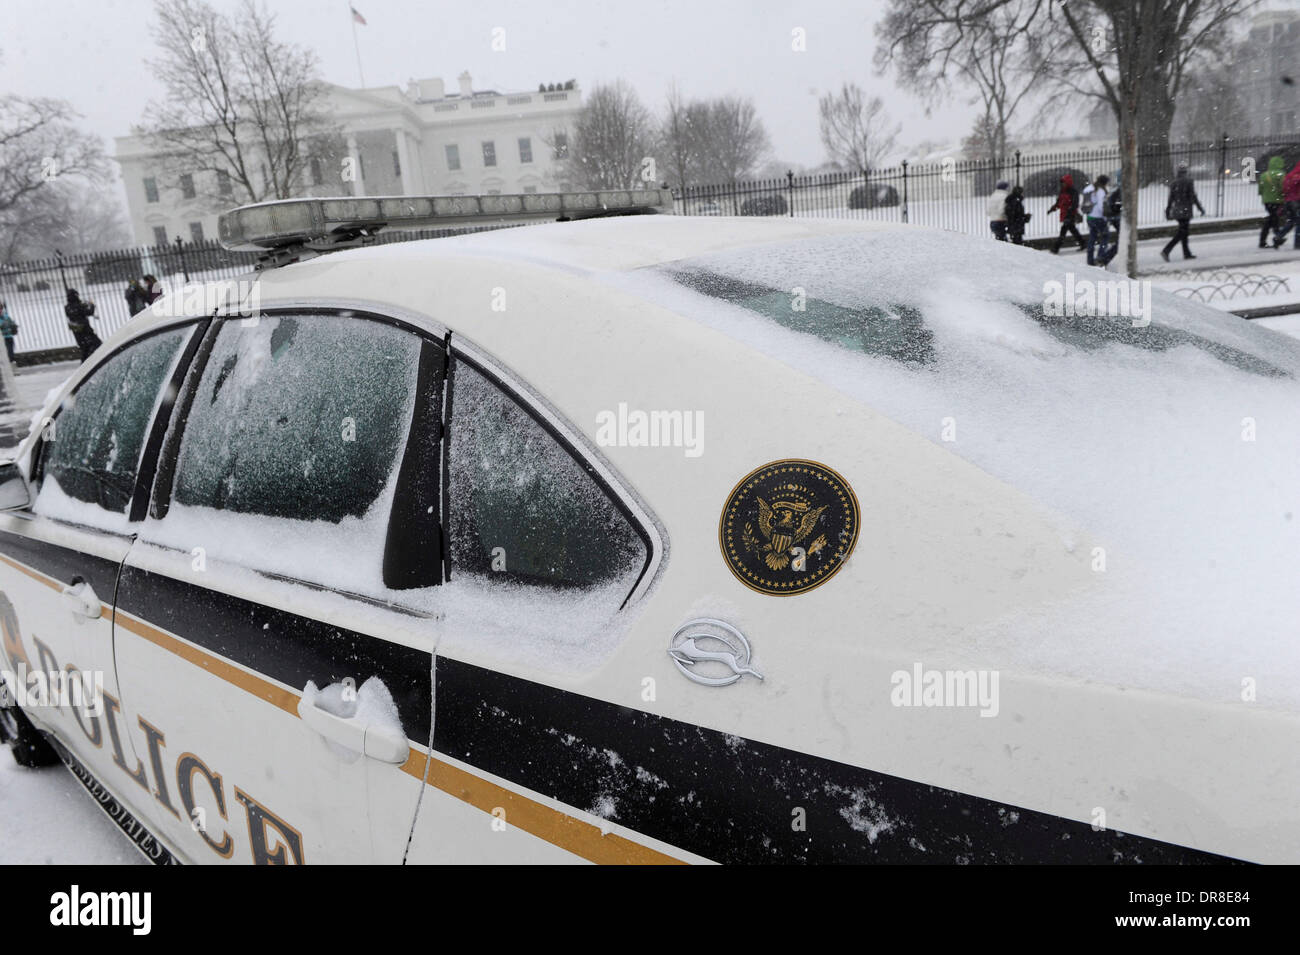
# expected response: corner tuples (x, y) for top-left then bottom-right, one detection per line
(0, 462), (31, 511)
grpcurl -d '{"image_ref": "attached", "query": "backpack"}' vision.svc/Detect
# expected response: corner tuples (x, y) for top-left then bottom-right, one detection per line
(1103, 189), (1121, 218)
(1081, 186), (1096, 216)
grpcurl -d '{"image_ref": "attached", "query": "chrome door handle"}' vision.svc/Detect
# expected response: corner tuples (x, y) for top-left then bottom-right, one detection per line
(61, 579), (102, 621)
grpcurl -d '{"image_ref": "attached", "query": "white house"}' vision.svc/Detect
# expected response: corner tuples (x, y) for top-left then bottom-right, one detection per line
(114, 72), (583, 248)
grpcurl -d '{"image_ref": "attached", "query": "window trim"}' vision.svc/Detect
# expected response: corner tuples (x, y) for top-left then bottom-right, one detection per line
(445, 336), (665, 612)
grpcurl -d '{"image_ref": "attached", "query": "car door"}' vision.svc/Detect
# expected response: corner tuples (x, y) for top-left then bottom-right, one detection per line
(402, 344), (681, 864)
(111, 309), (440, 864)
(0, 322), (200, 809)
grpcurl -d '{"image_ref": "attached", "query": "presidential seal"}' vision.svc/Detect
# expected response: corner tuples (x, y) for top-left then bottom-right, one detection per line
(719, 459), (859, 595)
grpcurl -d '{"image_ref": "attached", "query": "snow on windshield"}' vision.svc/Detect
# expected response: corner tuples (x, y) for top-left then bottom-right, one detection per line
(611, 229), (1300, 707)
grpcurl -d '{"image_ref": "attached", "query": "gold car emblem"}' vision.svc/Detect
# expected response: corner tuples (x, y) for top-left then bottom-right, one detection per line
(719, 459), (860, 595)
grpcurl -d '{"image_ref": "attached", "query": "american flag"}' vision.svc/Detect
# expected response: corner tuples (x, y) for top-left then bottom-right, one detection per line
(350, 6), (367, 25)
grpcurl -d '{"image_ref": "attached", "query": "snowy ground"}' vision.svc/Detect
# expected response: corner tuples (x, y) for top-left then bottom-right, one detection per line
(0, 755), (145, 864)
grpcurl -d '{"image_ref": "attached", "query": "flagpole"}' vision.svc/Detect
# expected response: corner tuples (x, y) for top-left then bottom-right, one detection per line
(350, 5), (366, 87)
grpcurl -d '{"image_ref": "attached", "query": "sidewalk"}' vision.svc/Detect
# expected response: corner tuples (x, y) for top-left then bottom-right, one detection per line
(1043, 226), (1300, 276)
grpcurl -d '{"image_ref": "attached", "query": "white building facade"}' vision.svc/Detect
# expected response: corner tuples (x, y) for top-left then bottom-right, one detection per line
(115, 72), (583, 247)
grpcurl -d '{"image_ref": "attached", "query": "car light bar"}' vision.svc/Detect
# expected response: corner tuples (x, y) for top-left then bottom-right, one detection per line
(217, 188), (675, 253)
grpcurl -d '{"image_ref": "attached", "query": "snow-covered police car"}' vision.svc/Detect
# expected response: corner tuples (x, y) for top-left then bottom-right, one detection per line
(1, 189), (1297, 864)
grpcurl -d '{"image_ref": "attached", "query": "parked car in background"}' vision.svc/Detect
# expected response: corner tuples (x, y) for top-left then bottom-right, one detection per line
(1023, 166), (1091, 198)
(848, 183), (900, 209)
(739, 193), (789, 216)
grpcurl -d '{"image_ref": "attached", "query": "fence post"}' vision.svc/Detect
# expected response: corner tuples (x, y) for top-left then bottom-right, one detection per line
(787, 169), (794, 217)
(174, 235), (190, 282)
(1216, 133), (1227, 219)
(55, 249), (68, 292)
(1014, 149), (1022, 188)
(901, 160), (909, 224)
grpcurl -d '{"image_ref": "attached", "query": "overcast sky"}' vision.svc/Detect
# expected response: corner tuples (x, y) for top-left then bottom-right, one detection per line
(0, 0), (980, 176)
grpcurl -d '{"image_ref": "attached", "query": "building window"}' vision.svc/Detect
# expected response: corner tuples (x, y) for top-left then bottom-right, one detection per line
(217, 169), (232, 196)
(553, 132), (568, 159)
(392, 149), (402, 178)
(523, 185), (537, 194)
(487, 189), (501, 195)
(189, 222), (204, 244)
(144, 177), (159, 203)
(445, 144), (461, 171)
(152, 226), (168, 247)
(518, 137), (533, 164)
(482, 141), (496, 167)
(310, 157), (323, 186)
(180, 173), (195, 200)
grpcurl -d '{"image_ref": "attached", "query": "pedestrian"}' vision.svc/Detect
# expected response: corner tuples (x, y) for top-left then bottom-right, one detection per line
(125, 278), (148, 316)
(141, 274), (163, 307)
(987, 180), (1011, 241)
(0, 302), (17, 363)
(1161, 164), (1205, 262)
(1004, 184), (1030, 245)
(1271, 159), (1300, 250)
(1047, 173), (1086, 254)
(64, 288), (102, 362)
(1102, 174), (1122, 266)
(1257, 155), (1287, 249)
(1081, 174), (1111, 266)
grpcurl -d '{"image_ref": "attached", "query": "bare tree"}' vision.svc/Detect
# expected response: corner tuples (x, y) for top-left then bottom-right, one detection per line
(818, 83), (901, 171)
(698, 96), (771, 185)
(875, 0), (1061, 170)
(5, 181), (130, 261)
(563, 81), (654, 190)
(137, 0), (341, 208)
(0, 95), (107, 258)
(657, 82), (710, 189)
(1051, 0), (1260, 276)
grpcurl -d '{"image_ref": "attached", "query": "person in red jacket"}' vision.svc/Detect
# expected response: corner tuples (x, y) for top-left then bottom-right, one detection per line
(1047, 174), (1087, 254)
(1272, 161), (1300, 250)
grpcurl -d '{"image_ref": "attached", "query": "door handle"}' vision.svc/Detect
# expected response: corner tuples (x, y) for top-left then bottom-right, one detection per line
(297, 681), (409, 764)
(61, 579), (102, 621)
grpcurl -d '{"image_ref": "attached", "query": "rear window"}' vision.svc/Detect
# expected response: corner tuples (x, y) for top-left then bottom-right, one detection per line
(643, 231), (1296, 380)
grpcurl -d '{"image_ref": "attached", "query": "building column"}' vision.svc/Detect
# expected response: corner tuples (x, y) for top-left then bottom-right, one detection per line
(347, 134), (365, 197)
(394, 127), (416, 195)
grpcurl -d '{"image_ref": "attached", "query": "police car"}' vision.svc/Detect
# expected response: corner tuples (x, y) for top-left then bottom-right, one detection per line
(1, 189), (1297, 865)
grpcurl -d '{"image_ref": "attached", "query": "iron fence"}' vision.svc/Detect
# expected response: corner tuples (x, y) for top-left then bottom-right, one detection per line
(0, 226), (517, 357)
(675, 136), (1300, 239)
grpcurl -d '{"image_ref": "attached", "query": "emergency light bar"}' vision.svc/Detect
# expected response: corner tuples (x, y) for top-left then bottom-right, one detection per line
(217, 188), (675, 256)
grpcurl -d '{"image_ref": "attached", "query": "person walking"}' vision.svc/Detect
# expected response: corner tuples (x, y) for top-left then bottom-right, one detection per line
(1161, 165), (1205, 262)
(1271, 160), (1300, 250)
(0, 303), (17, 363)
(64, 289), (102, 362)
(1258, 155), (1287, 249)
(1102, 174), (1122, 267)
(125, 278), (148, 316)
(987, 180), (1011, 241)
(1004, 184), (1030, 245)
(1081, 174), (1111, 266)
(141, 274), (163, 307)
(1047, 173), (1086, 254)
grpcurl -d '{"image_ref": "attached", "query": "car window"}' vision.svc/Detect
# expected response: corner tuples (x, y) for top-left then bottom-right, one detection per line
(33, 327), (190, 528)
(142, 314), (422, 595)
(447, 357), (647, 600)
